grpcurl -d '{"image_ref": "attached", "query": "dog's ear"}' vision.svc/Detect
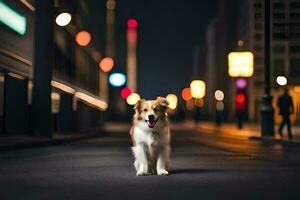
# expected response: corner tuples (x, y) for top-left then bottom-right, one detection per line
(156, 96), (169, 110)
(133, 99), (145, 112)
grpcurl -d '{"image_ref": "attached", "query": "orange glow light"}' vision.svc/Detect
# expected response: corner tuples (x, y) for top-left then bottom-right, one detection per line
(99, 57), (114, 72)
(182, 87), (192, 101)
(75, 31), (91, 46)
(194, 98), (204, 107)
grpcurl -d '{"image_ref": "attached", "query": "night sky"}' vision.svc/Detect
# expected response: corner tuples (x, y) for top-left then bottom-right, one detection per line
(116, 0), (218, 99)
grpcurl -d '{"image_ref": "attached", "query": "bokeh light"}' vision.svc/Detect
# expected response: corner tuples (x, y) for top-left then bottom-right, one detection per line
(127, 19), (137, 28)
(190, 80), (206, 99)
(214, 90), (224, 101)
(276, 76), (287, 86)
(75, 31), (91, 46)
(109, 73), (126, 87)
(55, 12), (71, 26)
(216, 101), (224, 111)
(120, 87), (132, 99)
(182, 87), (192, 101)
(194, 98), (204, 107)
(235, 78), (247, 89)
(127, 93), (140, 105)
(236, 94), (246, 104)
(228, 51), (254, 77)
(166, 94), (178, 110)
(99, 57), (114, 72)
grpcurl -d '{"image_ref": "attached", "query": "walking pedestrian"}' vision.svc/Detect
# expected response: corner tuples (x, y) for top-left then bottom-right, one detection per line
(277, 87), (294, 139)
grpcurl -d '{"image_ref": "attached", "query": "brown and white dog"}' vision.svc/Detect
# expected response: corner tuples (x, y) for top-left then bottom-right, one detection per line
(130, 97), (171, 176)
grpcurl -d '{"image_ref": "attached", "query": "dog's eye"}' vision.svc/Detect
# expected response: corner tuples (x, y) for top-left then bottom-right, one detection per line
(143, 108), (148, 112)
(153, 107), (159, 112)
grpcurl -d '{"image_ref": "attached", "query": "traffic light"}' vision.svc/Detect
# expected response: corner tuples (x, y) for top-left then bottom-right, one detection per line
(235, 78), (247, 129)
(235, 92), (246, 111)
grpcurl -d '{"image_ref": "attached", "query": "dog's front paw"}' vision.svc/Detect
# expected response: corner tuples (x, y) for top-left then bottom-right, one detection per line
(157, 169), (169, 176)
(136, 170), (148, 176)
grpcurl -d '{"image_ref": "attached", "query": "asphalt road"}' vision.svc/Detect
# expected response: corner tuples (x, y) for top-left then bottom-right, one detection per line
(1, 129), (300, 200)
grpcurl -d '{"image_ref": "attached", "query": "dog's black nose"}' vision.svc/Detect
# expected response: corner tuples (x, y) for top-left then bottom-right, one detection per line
(148, 115), (155, 120)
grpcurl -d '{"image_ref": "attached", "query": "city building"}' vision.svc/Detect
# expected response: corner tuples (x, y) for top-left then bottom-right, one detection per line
(0, 0), (108, 136)
(204, 0), (238, 122)
(236, 0), (300, 124)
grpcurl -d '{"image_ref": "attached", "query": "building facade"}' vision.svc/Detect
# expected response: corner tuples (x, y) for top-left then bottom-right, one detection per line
(0, 0), (109, 136)
(236, 0), (300, 124)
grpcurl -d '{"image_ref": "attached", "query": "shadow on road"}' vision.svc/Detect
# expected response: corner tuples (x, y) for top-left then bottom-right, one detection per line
(170, 168), (231, 175)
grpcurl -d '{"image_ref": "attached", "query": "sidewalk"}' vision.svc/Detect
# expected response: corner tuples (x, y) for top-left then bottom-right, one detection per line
(0, 132), (99, 151)
(173, 120), (300, 144)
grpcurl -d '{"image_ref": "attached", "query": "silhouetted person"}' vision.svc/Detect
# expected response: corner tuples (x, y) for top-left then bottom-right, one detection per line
(277, 88), (294, 139)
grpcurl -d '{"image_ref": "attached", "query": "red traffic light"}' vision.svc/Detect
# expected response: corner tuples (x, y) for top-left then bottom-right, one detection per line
(127, 19), (137, 28)
(236, 94), (246, 104)
(235, 93), (246, 111)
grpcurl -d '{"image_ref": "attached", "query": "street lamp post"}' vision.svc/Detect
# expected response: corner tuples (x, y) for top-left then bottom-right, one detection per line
(261, 0), (274, 137)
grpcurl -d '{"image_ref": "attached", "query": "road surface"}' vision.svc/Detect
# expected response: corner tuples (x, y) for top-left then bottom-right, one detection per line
(1, 129), (300, 200)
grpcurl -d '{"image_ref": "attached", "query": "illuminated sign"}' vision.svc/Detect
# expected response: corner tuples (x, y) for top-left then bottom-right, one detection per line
(0, 0), (27, 35)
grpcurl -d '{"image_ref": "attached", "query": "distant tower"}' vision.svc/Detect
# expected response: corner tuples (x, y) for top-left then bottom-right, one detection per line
(126, 18), (138, 92)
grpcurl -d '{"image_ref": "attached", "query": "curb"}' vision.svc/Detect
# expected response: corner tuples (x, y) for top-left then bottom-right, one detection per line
(248, 136), (300, 145)
(0, 134), (99, 152)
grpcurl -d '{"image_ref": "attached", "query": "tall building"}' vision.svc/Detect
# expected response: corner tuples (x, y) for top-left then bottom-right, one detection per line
(205, 0), (238, 121)
(236, 0), (300, 124)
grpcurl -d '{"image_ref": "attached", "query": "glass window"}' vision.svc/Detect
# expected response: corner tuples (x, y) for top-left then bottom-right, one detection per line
(273, 3), (285, 9)
(273, 59), (285, 76)
(273, 33), (286, 40)
(290, 59), (300, 77)
(254, 33), (262, 40)
(273, 46), (285, 53)
(290, 2), (300, 9)
(254, 2), (262, 9)
(273, 13), (285, 20)
(290, 46), (300, 53)
(255, 13), (262, 19)
(255, 23), (263, 30)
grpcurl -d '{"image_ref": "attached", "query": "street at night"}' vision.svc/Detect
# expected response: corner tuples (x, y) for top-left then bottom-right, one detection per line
(1, 125), (300, 200)
(1, 0), (300, 199)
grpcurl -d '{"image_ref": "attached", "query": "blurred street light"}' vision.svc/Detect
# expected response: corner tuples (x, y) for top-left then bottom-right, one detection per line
(181, 87), (192, 101)
(166, 94), (178, 110)
(75, 31), (91, 46)
(216, 101), (224, 111)
(120, 87), (132, 99)
(228, 51), (254, 77)
(99, 57), (114, 72)
(109, 73), (126, 87)
(55, 12), (71, 26)
(214, 90), (224, 101)
(235, 78), (247, 89)
(190, 80), (206, 99)
(127, 93), (140, 105)
(276, 76), (287, 86)
(194, 98), (204, 107)
(127, 18), (138, 28)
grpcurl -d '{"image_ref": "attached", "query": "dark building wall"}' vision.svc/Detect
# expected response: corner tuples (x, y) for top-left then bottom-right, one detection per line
(0, 0), (108, 135)
(0, 0), (34, 77)
(205, 0), (239, 121)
